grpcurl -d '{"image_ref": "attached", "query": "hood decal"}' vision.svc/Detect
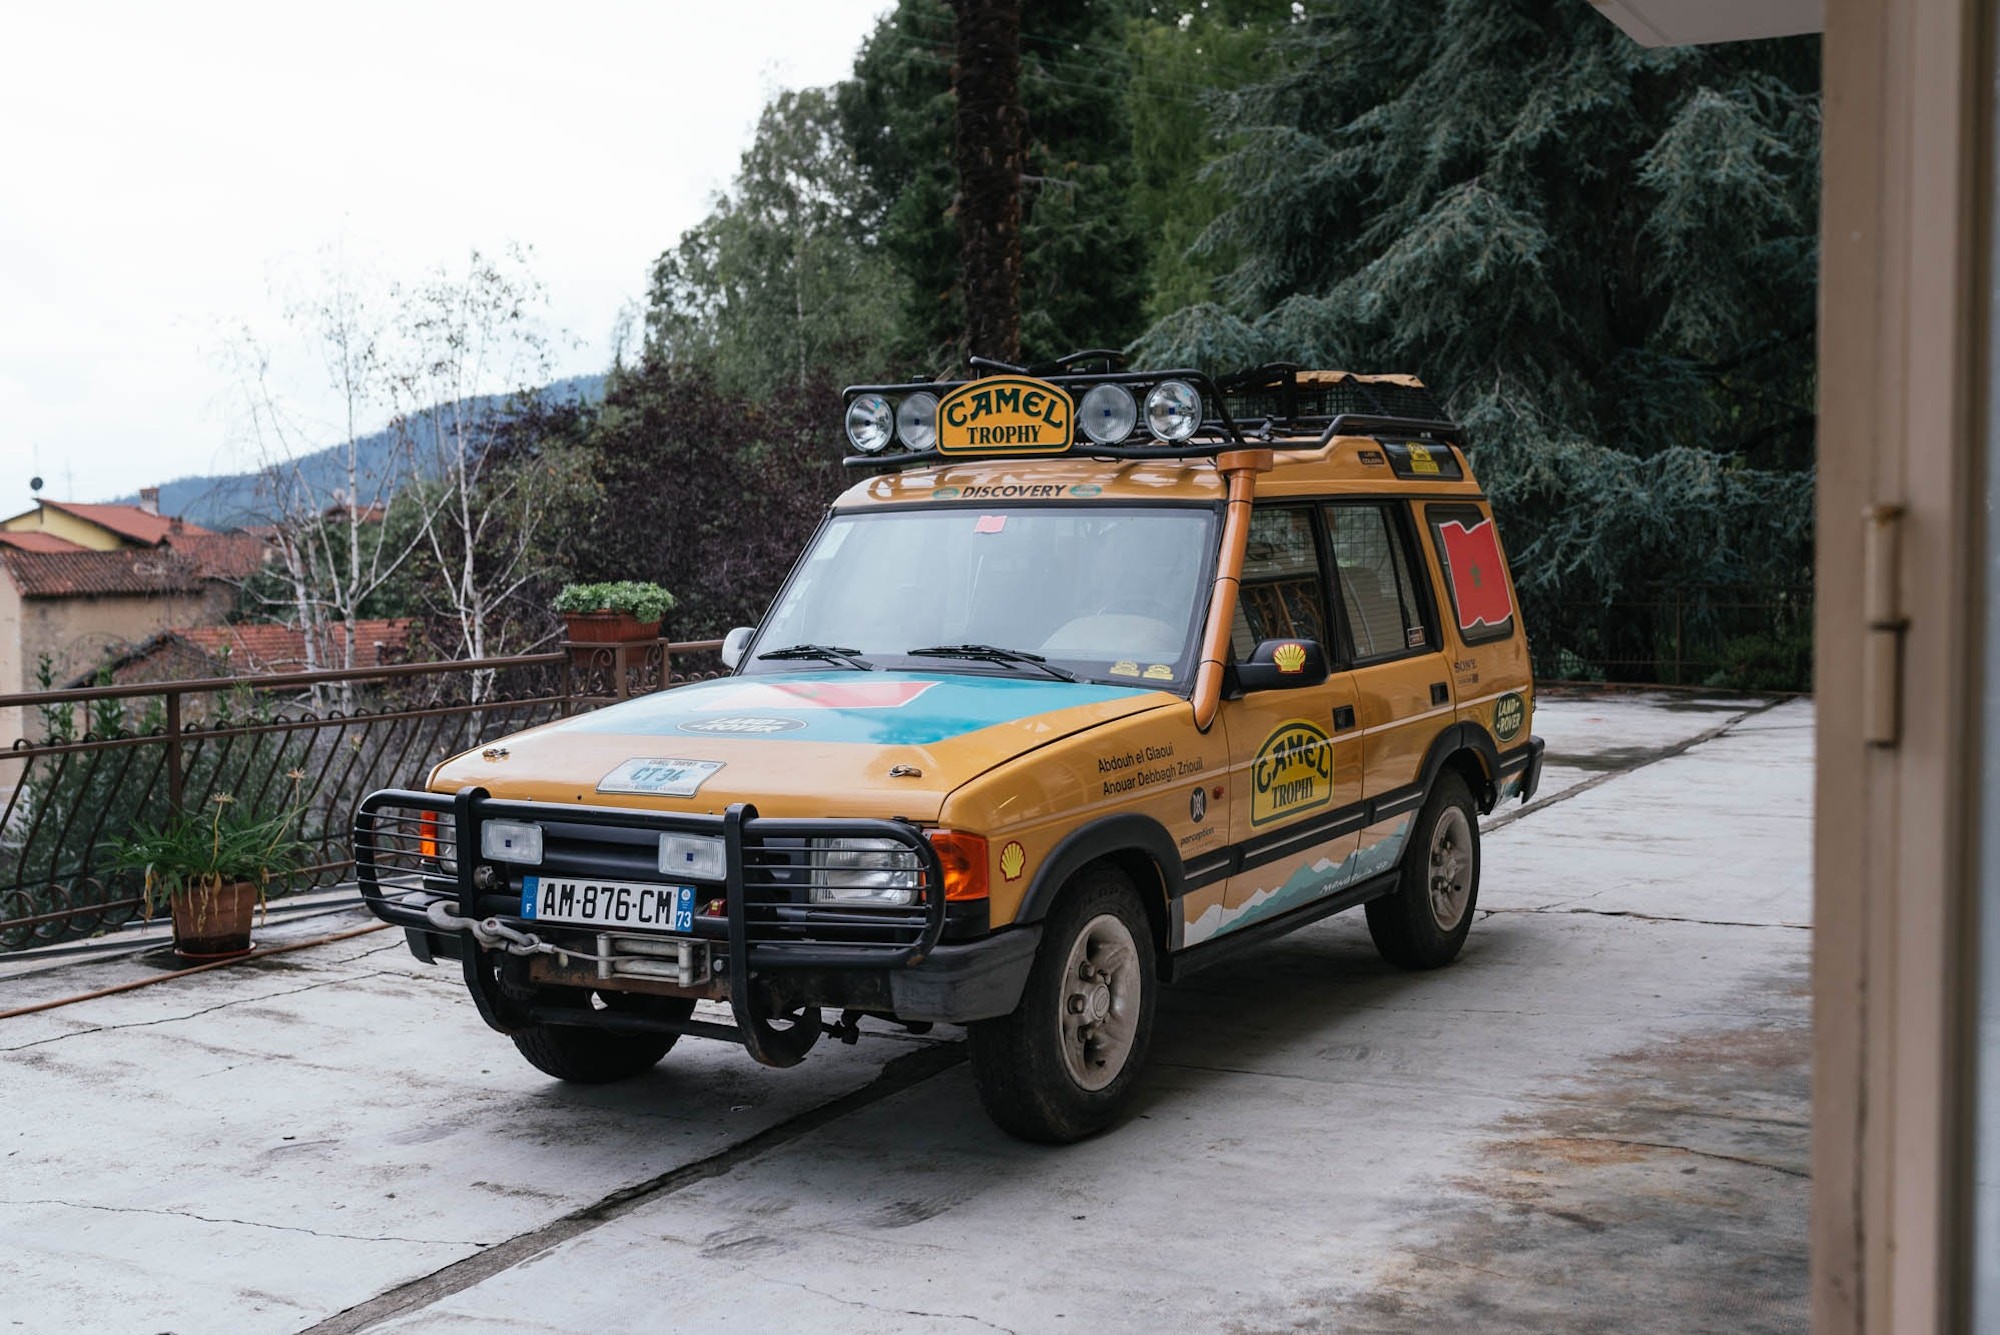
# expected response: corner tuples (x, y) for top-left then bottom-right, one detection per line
(692, 679), (939, 711)
(561, 671), (1162, 747)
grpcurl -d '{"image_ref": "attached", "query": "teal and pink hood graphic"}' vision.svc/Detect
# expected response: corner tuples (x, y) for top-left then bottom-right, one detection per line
(561, 672), (1164, 747)
(430, 671), (1179, 820)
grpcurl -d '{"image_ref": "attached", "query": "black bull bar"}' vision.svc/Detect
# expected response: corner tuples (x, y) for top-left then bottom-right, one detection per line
(354, 787), (948, 1066)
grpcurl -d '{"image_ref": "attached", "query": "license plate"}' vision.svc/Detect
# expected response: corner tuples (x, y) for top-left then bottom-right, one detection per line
(521, 876), (696, 933)
(597, 758), (725, 797)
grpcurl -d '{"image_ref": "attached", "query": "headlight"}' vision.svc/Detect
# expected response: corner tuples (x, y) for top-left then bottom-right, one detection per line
(480, 820), (543, 866)
(845, 394), (894, 453)
(896, 392), (939, 450)
(809, 836), (920, 906)
(660, 832), (726, 881)
(1144, 379), (1202, 442)
(1078, 384), (1137, 445)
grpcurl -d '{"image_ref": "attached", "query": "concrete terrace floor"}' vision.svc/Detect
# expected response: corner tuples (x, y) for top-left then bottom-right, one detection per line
(0, 690), (1812, 1335)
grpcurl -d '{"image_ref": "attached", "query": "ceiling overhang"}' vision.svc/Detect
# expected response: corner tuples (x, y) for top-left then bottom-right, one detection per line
(1588, 0), (1822, 45)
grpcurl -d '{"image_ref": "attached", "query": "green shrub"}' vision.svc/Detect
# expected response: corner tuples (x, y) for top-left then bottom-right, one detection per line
(552, 581), (677, 623)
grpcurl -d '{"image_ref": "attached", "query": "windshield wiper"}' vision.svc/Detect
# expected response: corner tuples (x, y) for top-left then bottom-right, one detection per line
(756, 643), (875, 671)
(905, 643), (1078, 682)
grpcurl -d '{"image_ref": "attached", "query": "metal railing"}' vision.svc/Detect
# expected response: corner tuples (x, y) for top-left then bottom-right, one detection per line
(1532, 585), (1814, 690)
(0, 639), (725, 953)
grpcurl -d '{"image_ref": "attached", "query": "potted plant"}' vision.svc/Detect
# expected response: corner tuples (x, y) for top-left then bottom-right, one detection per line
(553, 581), (678, 643)
(106, 792), (309, 960)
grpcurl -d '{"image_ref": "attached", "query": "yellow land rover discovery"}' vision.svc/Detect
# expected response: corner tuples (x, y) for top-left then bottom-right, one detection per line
(357, 359), (1544, 1143)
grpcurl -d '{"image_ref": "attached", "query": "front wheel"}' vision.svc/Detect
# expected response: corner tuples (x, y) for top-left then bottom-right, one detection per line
(1365, 770), (1480, 970)
(510, 990), (697, 1083)
(967, 865), (1157, 1144)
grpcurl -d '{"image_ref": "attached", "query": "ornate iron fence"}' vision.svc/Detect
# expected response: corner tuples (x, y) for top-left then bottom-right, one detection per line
(0, 640), (724, 953)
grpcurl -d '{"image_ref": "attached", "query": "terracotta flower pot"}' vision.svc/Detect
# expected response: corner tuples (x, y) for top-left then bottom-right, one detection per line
(169, 880), (261, 960)
(562, 611), (663, 643)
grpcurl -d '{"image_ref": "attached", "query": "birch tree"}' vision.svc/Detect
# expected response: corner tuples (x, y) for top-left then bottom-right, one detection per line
(233, 259), (436, 706)
(392, 246), (571, 700)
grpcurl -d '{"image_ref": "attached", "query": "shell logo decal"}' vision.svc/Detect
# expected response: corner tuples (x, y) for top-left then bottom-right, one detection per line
(999, 841), (1027, 882)
(1273, 642), (1307, 674)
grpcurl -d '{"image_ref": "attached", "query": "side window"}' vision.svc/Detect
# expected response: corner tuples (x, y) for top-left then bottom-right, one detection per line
(1325, 503), (1429, 661)
(1231, 506), (1329, 659)
(1425, 503), (1516, 644)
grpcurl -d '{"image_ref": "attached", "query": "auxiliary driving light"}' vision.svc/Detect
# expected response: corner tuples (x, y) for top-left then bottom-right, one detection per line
(1078, 383), (1137, 446)
(480, 820), (544, 866)
(659, 832), (726, 881)
(896, 391), (939, 450)
(845, 393), (895, 453)
(1144, 379), (1202, 442)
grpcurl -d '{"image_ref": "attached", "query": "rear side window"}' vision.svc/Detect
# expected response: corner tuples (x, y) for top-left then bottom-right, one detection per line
(1232, 506), (1329, 658)
(1426, 503), (1516, 644)
(1325, 503), (1429, 661)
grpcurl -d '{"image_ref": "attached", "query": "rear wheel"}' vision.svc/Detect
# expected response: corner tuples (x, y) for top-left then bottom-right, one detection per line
(510, 989), (697, 1083)
(1365, 770), (1480, 970)
(968, 865), (1157, 1144)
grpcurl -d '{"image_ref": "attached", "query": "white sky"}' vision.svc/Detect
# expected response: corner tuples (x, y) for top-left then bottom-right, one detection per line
(0, 0), (891, 516)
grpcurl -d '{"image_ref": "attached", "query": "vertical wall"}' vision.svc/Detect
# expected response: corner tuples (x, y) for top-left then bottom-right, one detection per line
(1813, 0), (1984, 1328)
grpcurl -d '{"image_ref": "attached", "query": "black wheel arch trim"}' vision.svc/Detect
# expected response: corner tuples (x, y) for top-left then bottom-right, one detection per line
(1011, 812), (1187, 927)
(1417, 721), (1502, 812)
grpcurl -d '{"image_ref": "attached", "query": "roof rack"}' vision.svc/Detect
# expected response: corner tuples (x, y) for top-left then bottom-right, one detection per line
(841, 354), (1465, 473)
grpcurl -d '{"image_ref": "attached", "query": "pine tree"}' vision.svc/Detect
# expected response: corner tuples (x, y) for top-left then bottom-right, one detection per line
(1134, 1), (1819, 682)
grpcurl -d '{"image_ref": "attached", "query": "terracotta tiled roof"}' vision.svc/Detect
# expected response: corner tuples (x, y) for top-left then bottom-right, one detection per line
(39, 500), (213, 546)
(1, 548), (208, 598)
(0, 530), (87, 553)
(177, 619), (415, 672)
(164, 531), (274, 579)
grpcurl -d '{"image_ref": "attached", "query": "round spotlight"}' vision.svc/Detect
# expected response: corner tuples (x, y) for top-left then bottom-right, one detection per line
(896, 392), (939, 451)
(845, 394), (894, 454)
(1078, 384), (1137, 446)
(1144, 380), (1202, 443)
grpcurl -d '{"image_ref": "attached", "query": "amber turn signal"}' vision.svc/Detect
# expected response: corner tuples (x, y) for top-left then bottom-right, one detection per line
(929, 830), (990, 901)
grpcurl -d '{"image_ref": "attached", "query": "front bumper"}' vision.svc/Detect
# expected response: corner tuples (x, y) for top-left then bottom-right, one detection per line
(353, 788), (1034, 1058)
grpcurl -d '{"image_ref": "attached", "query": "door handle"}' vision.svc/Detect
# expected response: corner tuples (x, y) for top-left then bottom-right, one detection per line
(1430, 682), (1450, 706)
(1332, 704), (1356, 731)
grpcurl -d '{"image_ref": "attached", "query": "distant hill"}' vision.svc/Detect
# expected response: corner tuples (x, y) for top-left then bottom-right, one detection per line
(116, 374), (605, 529)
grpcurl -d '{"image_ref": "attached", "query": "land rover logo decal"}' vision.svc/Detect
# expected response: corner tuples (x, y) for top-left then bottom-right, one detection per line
(1493, 692), (1526, 743)
(677, 715), (807, 735)
(1251, 720), (1333, 827)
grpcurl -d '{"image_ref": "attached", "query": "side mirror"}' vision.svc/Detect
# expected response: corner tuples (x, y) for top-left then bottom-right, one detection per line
(720, 626), (755, 671)
(1233, 638), (1329, 692)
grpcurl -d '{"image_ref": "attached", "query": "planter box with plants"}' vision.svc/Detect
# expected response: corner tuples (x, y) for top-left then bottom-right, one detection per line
(106, 791), (308, 960)
(553, 581), (678, 643)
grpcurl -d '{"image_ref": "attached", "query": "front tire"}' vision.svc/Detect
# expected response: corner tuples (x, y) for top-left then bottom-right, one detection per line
(1365, 770), (1480, 970)
(510, 990), (697, 1084)
(967, 865), (1157, 1144)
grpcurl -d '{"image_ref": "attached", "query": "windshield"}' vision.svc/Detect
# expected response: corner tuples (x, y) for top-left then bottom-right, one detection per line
(747, 505), (1218, 688)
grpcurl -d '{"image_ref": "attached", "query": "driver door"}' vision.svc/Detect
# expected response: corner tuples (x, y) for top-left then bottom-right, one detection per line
(1212, 505), (1365, 944)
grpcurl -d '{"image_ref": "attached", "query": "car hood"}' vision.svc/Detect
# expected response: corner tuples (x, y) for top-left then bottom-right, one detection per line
(429, 671), (1178, 822)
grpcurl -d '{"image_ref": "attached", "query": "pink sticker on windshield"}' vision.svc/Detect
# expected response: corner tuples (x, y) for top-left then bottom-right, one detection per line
(974, 515), (1006, 534)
